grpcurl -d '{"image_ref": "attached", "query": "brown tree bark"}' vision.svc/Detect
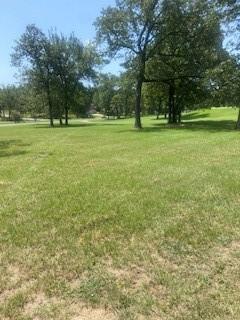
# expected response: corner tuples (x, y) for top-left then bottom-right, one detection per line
(65, 107), (69, 126)
(134, 77), (143, 129)
(46, 85), (54, 127)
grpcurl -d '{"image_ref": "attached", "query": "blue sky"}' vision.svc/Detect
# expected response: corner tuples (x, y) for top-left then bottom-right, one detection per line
(0, 0), (122, 85)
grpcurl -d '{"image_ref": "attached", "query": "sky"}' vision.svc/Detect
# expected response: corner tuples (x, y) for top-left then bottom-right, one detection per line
(0, 0), (122, 86)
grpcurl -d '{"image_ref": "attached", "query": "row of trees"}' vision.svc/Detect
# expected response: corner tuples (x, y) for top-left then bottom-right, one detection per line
(1, 0), (239, 128)
(0, 84), (94, 121)
(95, 0), (240, 128)
(9, 25), (98, 126)
(0, 85), (23, 121)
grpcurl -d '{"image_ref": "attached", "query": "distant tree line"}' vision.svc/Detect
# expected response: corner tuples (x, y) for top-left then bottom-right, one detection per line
(0, 83), (94, 122)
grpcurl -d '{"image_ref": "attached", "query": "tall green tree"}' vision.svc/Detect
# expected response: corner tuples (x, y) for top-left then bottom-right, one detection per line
(209, 58), (240, 128)
(92, 74), (118, 118)
(142, 83), (167, 118)
(48, 32), (96, 125)
(12, 25), (55, 126)
(144, 0), (224, 123)
(95, 0), (163, 128)
(12, 25), (97, 126)
(0, 85), (23, 121)
(117, 72), (135, 117)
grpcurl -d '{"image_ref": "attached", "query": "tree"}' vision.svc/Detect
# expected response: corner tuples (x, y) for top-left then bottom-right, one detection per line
(0, 85), (23, 121)
(117, 72), (135, 117)
(93, 74), (117, 118)
(71, 85), (94, 118)
(213, 0), (240, 128)
(144, 0), (225, 123)
(0, 88), (5, 118)
(208, 58), (240, 128)
(142, 83), (167, 118)
(48, 32), (96, 125)
(12, 25), (98, 126)
(12, 25), (55, 126)
(21, 85), (48, 119)
(95, 0), (163, 129)
(96, 0), (229, 127)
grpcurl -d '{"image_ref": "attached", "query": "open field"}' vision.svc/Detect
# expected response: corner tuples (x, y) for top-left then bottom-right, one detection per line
(1, 108), (240, 320)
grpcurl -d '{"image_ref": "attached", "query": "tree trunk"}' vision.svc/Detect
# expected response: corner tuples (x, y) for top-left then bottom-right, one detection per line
(236, 107), (240, 129)
(124, 96), (129, 118)
(59, 117), (63, 126)
(156, 99), (161, 120)
(134, 77), (143, 129)
(134, 52), (146, 129)
(168, 85), (173, 124)
(46, 87), (54, 127)
(65, 107), (69, 126)
(178, 111), (182, 124)
(168, 84), (178, 124)
(172, 87), (177, 124)
(116, 107), (120, 119)
(172, 108), (177, 124)
(49, 112), (54, 127)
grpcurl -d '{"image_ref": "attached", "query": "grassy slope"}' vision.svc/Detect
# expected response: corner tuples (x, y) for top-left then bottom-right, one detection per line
(0, 108), (240, 319)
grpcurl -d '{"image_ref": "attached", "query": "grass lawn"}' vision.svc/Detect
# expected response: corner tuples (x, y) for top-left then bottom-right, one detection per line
(1, 108), (240, 320)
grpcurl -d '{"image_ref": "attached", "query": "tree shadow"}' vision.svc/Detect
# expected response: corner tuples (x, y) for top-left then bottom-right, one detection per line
(0, 140), (29, 158)
(116, 120), (237, 134)
(182, 112), (210, 121)
(144, 120), (237, 133)
(32, 118), (238, 133)
(34, 122), (127, 129)
(151, 112), (210, 122)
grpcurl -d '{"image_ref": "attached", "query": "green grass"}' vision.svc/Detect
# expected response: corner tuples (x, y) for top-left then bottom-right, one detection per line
(1, 107), (240, 319)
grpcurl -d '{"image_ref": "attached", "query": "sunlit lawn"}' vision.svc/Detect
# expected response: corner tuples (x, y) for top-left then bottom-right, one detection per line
(1, 108), (240, 320)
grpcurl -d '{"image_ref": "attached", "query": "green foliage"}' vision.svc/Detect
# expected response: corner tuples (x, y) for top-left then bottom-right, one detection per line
(93, 74), (118, 117)
(95, 0), (165, 128)
(12, 25), (98, 126)
(144, 0), (225, 122)
(48, 32), (97, 124)
(95, 0), (238, 126)
(93, 72), (135, 119)
(0, 85), (25, 120)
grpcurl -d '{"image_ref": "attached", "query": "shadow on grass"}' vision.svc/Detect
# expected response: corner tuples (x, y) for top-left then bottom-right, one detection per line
(116, 120), (237, 134)
(145, 120), (237, 133)
(181, 112), (210, 121)
(34, 122), (128, 129)
(151, 112), (210, 122)
(33, 118), (238, 133)
(0, 140), (29, 158)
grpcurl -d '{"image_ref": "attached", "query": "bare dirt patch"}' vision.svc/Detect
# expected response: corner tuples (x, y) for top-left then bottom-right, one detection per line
(0, 264), (35, 304)
(72, 305), (116, 320)
(106, 264), (152, 290)
(23, 292), (49, 317)
(23, 291), (117, 320)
